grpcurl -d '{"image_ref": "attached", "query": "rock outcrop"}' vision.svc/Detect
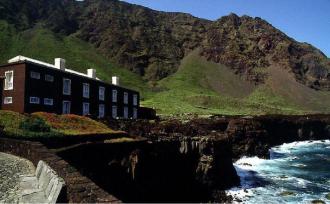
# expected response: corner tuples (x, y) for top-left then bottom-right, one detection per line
(111, 114), (330, 160)
(57, 135), (239, 202)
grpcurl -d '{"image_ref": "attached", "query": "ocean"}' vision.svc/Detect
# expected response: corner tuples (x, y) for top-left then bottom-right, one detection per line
(227, 140), (330, 204)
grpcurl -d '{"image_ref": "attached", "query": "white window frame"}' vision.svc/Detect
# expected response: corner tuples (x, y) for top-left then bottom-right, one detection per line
(62, 101), (71, 114)
(4, 71), (14, 90)
(44, 98), (54, 106)
(124, 92), (128, 104)
(29, 97), (40, 104)
(3, 97), (12, 104)
(112, 90), (117, 103)
(99, 104), (105, 118)
(63, 78), (71, 95)
(133, 108), (138, 119)
(124, 106), (129, 119)
(30, 71), (40, 79)
(83, 102), (90, 116)
(112, 105), (117, 119)
(45, 74), (54, 82)
(133, 94), (138, 106)
(99, 86), (105, 101)
(83, 83), (90, 98)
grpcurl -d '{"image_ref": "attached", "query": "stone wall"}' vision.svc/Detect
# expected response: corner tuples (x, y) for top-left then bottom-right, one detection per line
(0, 137), (120, 203)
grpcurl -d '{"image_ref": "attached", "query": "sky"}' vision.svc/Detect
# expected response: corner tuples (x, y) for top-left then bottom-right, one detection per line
(122, 0), (330, 57)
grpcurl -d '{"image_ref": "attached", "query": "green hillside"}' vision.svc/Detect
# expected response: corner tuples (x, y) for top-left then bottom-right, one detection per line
(1, 20), (330, 116)
(0, 21), (150, 97)
(143, 51), (330, 115)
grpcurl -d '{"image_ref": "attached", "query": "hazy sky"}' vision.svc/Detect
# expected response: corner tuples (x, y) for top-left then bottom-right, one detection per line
(122, 0), (330, 57)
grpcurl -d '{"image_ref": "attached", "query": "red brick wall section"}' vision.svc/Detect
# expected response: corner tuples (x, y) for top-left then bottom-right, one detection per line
(0, 137), (120, 203)
(0, 63), (26, 113)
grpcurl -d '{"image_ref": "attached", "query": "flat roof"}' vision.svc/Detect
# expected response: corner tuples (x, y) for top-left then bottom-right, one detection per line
(0, 56), (139, 93)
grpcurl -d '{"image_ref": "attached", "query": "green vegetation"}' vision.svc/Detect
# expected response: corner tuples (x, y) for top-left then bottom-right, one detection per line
(19, 116), (51, 132)
(33, 112), (122, 135)
(0, 110), (121, 138)
(1, 20), (330, 116)
(143, 51), (313, 115)
(0, 21), (150, 97)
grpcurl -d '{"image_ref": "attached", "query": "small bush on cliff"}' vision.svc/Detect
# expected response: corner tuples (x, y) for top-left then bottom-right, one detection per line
(32, 112), (122, 135)
(0, 111), (125, 139)
(19, 116), (51, 132)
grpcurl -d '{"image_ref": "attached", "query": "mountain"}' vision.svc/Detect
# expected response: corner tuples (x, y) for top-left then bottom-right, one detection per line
(1, 0), (330, 115)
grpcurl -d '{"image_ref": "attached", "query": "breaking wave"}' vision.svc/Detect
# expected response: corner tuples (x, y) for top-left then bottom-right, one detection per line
(227, 140), (330, 203)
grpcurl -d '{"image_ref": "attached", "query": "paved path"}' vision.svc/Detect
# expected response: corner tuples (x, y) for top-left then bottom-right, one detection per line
(0, 152), (35, 203)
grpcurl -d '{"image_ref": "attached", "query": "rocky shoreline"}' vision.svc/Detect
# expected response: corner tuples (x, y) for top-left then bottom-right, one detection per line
(102, 114), (330, 201)
(1, 114), (330, 202)
(109, 114), (330, 159)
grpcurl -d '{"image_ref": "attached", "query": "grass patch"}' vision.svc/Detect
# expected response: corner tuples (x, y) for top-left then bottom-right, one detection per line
(142, 51), (308, 115)
(0, 110), (122, 139)
(32, 112), (122, 135)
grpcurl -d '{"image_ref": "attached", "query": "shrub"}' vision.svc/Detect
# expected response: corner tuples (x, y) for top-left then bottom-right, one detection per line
(19, 116), (51, 132)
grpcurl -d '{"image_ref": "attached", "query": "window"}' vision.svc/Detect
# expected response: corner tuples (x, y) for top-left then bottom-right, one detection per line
(99, 86), (105, 101)
(30, 71), (40, 79)
(83, 103), (90, 115)
(112, 90), (117, 102)
(124, 92), (128, 104)
(133, 108), (138, 119)
(83, 83), (90, 98)
(63, 78), (71, 95)
(133, 94), (138, 106)
(45, 74), (54, 82)
(3, 97), (12, 104)
(112, 106), (117, 119)
(99, 104), (105, 118)
(62, 101), (71, 114)
(44, 98), (54, 106)
(4, 71), (13, 90)
(29, 97), (40, 104)
(124, 106), (129, 119)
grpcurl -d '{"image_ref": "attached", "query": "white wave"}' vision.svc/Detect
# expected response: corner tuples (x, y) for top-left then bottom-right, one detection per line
(271, 140), (330, 155)
(290, 163), (307, 168)
(227, 140), (330, 204)
(235, 156), (267, 170)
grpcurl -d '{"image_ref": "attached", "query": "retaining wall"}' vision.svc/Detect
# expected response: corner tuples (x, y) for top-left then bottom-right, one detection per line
(0, 137), (120, 203)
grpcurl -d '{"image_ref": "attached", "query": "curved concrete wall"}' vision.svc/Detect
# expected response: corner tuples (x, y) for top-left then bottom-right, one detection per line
(0, 138), (120, 203)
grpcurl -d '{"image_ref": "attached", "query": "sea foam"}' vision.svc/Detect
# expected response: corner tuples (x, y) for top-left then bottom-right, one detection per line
(227, 140), (330, 204)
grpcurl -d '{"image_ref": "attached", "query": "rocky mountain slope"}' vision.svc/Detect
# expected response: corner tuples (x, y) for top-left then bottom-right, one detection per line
(0, 0), (330, 114)
(1, 0), (329, 87)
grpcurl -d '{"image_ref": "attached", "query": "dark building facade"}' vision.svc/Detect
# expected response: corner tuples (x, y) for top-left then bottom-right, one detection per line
(0, 56), (140, 119)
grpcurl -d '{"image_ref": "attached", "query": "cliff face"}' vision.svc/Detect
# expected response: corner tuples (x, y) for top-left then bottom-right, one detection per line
(57, 137), (239, 202)
(226, 115), (330, 158)
(111, 115), (330, 159)
(1, 0), (329, 90)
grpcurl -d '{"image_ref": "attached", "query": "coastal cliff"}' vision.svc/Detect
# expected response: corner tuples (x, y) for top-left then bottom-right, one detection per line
(57, 135), (239, 202)
(1, 115), (330, 202)
(109, 114), (330, 160)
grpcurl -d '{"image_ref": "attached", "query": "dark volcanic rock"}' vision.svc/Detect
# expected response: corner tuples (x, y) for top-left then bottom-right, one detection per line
(57, 136), (239, 202)
(110, 114), (330, 160)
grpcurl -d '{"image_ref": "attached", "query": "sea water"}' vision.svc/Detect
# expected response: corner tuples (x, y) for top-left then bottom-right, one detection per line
(227, 140), (330, 204)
